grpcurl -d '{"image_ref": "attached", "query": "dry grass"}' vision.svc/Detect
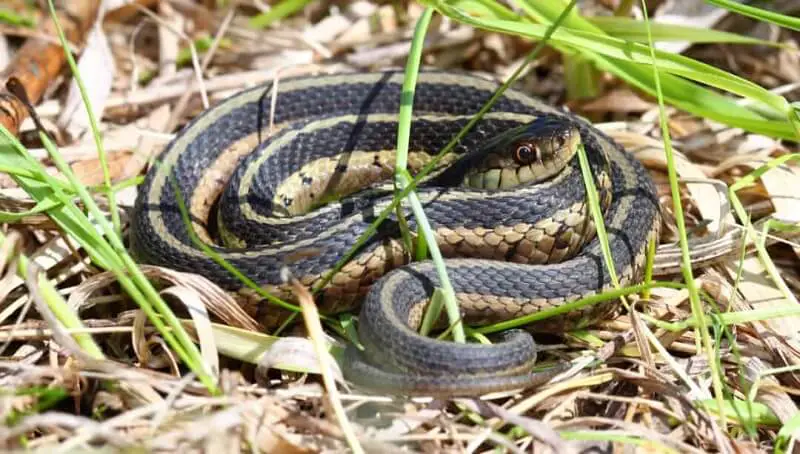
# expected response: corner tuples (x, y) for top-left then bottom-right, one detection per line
(1, 1), (800, 453)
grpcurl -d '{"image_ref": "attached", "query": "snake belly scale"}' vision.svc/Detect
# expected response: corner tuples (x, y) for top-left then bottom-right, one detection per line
(129, 71), (661, 396)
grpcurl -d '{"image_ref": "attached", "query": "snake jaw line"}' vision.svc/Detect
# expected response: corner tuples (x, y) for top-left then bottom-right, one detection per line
(461, 117), (582, 191)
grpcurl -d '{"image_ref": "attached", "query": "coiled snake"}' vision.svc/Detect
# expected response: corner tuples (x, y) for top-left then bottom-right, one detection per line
(130, 71), (661, 396)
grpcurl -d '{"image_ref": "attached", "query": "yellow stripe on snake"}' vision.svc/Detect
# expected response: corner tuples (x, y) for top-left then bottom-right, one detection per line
(129, 71), (661, 396)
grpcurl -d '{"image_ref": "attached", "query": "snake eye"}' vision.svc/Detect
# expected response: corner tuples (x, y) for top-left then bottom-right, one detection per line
(514, 144), (538, 164)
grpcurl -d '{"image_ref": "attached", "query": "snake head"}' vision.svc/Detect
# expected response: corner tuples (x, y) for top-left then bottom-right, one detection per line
(463, 116), (581, 190)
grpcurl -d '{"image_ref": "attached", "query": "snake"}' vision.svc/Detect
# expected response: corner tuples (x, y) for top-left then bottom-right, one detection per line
(129, 70), (662, 396)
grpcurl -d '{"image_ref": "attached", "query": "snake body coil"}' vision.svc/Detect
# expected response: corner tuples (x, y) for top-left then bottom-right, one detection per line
(130, 71), (661, 396)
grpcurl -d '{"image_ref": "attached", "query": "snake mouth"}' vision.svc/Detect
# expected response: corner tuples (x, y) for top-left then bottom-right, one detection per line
(462, 117), (582, 190)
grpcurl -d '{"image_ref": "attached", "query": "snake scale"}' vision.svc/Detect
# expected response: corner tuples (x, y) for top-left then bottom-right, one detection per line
(129, 71), (661, 396)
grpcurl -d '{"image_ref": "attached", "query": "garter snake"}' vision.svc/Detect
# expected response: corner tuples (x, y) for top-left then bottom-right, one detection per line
(129, 71), (661, 396)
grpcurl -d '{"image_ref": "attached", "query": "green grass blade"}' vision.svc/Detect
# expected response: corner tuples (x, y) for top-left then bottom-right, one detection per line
(704, 0), (800, 32)
(393, 8), (467, 343)
(564, 54), (601, 100)
(249, 0), (314, 29)
(2, 230), (105, 360)
(177, 36), (233, 67)
(46, 0), (121, 238)
(35, 266), (106, 360)
(698, 398), (781, 427)
(0, 199), (60, 222)
(0, 127), (218, 394)
(639, 0), (726, 426)
(443, 7), (787, 116)
(424, 0), (796, 139)
(587, 16), (782, 45)
(775, 410), (800, 453)
(0, 6), (34, 27)
(577, 145), (619, 288)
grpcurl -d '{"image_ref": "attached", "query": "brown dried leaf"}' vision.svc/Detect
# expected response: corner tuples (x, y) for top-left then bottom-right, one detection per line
(67, 265), (260, 331)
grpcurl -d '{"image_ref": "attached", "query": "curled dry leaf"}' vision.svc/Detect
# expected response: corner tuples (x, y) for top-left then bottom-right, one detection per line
(132, 308), (179, 373)
(66, 264), (261, 331)
(256, 335), (344, 387)
(0, 229), (24, 303)
(600, 123), (733, 236)
(65, 264), (345, 384)
(746, 156), (800, 224)
(160, 285), (219, 379)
